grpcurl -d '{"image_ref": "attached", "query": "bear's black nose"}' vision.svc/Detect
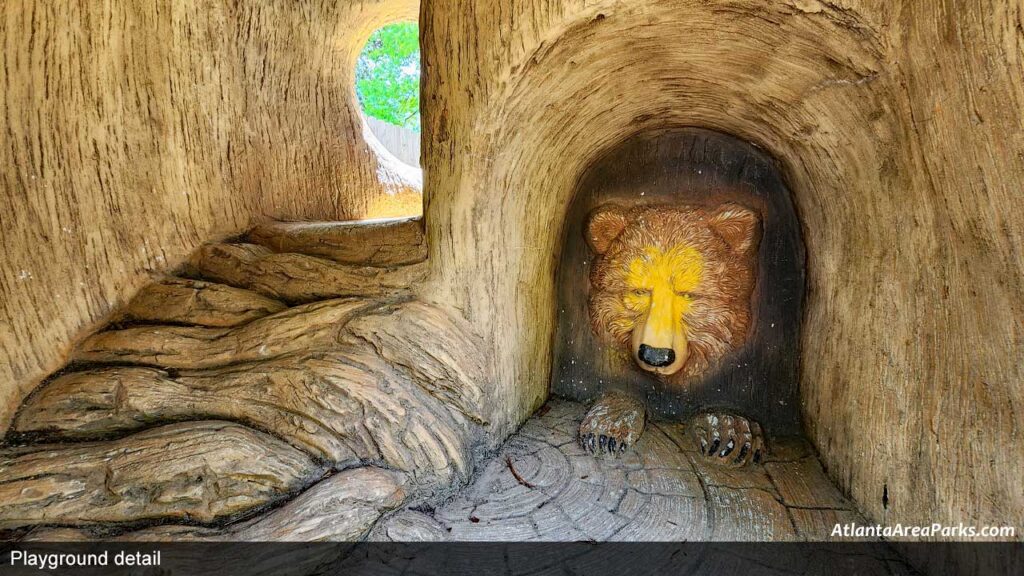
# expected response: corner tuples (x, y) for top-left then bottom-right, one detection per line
(638, 344), (675, 367)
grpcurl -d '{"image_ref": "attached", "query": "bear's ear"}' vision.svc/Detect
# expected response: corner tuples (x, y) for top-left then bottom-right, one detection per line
(708, 204), (761, 255)
(586, 205), (630, 254)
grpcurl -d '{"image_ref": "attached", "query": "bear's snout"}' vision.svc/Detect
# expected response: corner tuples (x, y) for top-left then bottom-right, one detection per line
(638, 344), (675, 368)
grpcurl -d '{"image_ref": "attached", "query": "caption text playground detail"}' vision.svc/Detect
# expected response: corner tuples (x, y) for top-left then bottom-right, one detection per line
(10, 549), (162, 570)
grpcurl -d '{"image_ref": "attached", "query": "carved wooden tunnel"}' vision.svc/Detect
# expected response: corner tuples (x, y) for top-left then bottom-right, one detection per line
(1, 1), (1021, 575)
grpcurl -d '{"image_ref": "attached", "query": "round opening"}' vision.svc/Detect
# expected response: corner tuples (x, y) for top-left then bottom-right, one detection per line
(356, 22), (421, 169)
(355, 21), (423, 220)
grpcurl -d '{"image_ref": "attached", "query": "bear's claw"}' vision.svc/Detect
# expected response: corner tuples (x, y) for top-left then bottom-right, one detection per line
(579, 432), (629, 455)
(578, 392), (646, 456)
(690, 412), (765, 467)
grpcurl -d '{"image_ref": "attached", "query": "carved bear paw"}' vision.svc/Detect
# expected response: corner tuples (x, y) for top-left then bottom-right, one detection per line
(578, 392), (646, 455)
(689, 412), (765, 467)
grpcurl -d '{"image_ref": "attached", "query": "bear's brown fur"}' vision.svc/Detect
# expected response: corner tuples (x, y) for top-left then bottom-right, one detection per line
(586, 203), (760, 381)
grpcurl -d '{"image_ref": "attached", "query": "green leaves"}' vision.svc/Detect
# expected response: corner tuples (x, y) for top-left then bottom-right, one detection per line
(356, 23), (421, 132)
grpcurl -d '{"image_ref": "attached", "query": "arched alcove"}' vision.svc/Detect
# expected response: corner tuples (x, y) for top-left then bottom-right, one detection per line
(422, 0), (890, 448)
(552, 128), (806, 434)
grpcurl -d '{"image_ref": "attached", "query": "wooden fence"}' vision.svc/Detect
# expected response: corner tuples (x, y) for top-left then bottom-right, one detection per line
(364, 115), (421, 167)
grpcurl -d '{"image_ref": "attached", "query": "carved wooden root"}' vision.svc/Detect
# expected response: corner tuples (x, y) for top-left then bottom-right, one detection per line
(4, 240), (489, 533)
(25, 467), (408, 542)
(0, 421), (324, 530)
(248, 217), (427, 267)
(14, 302), (490, 489)
(14, 352), (472, 485)
(72, 297), (388, 369)
(184, 243), (427, 303)
(343, 301), (491, 426)
(118, 277), (287, 327)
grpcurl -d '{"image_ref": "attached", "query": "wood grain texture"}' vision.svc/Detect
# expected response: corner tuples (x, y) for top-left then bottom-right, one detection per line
(13, 301), (487, 487)
(368, 509), (449, 542)
(373, 400), (877, 543)
(25, 467), (408, 543)
(19, 406), (917, 572)
(185, 243), (427, 303)
(1, 215), (490, 541)
(73, 297), (386, 369)
(0, 421), (324, 529)
(0, 0), (1020, 567)
(0, 0), (420, 432)
(418, 2), (1023, 569)
(248, 217), (427, 267)
(13, 350), (478, 484)
(118, 278), (287, 327)
(343, 301), (492, 426)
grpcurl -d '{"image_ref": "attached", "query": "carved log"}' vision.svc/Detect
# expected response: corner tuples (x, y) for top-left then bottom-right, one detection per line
(0, 421), (324, 529)
(72, 297), (386, 369)
(12, 367), (184, 439)
(185, 243), (427, 303)
(248, 218), (427, 267)
(0, 4), (1018, 571)
(14, 350), (473, 483)
(119, 278), (287, 327)
(22, 470), (409, 576)
(26, 467), (407, 543)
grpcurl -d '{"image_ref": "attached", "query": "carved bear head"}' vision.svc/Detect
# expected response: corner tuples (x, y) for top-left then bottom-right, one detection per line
(586, 203), (760, 380)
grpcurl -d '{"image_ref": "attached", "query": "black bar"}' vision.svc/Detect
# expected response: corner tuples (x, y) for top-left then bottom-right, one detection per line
(1, 542), (1022, 576)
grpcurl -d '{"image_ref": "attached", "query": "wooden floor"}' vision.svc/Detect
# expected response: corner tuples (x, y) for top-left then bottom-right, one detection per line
(375, 399), (879, 543)
(363, 400), (920, 574)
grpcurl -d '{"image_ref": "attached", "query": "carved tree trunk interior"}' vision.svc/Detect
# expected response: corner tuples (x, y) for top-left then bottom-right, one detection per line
(1, 1), (1021, 574)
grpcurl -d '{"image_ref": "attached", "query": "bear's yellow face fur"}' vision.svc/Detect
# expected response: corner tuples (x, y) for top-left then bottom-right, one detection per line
(586, 203), (760, 380)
